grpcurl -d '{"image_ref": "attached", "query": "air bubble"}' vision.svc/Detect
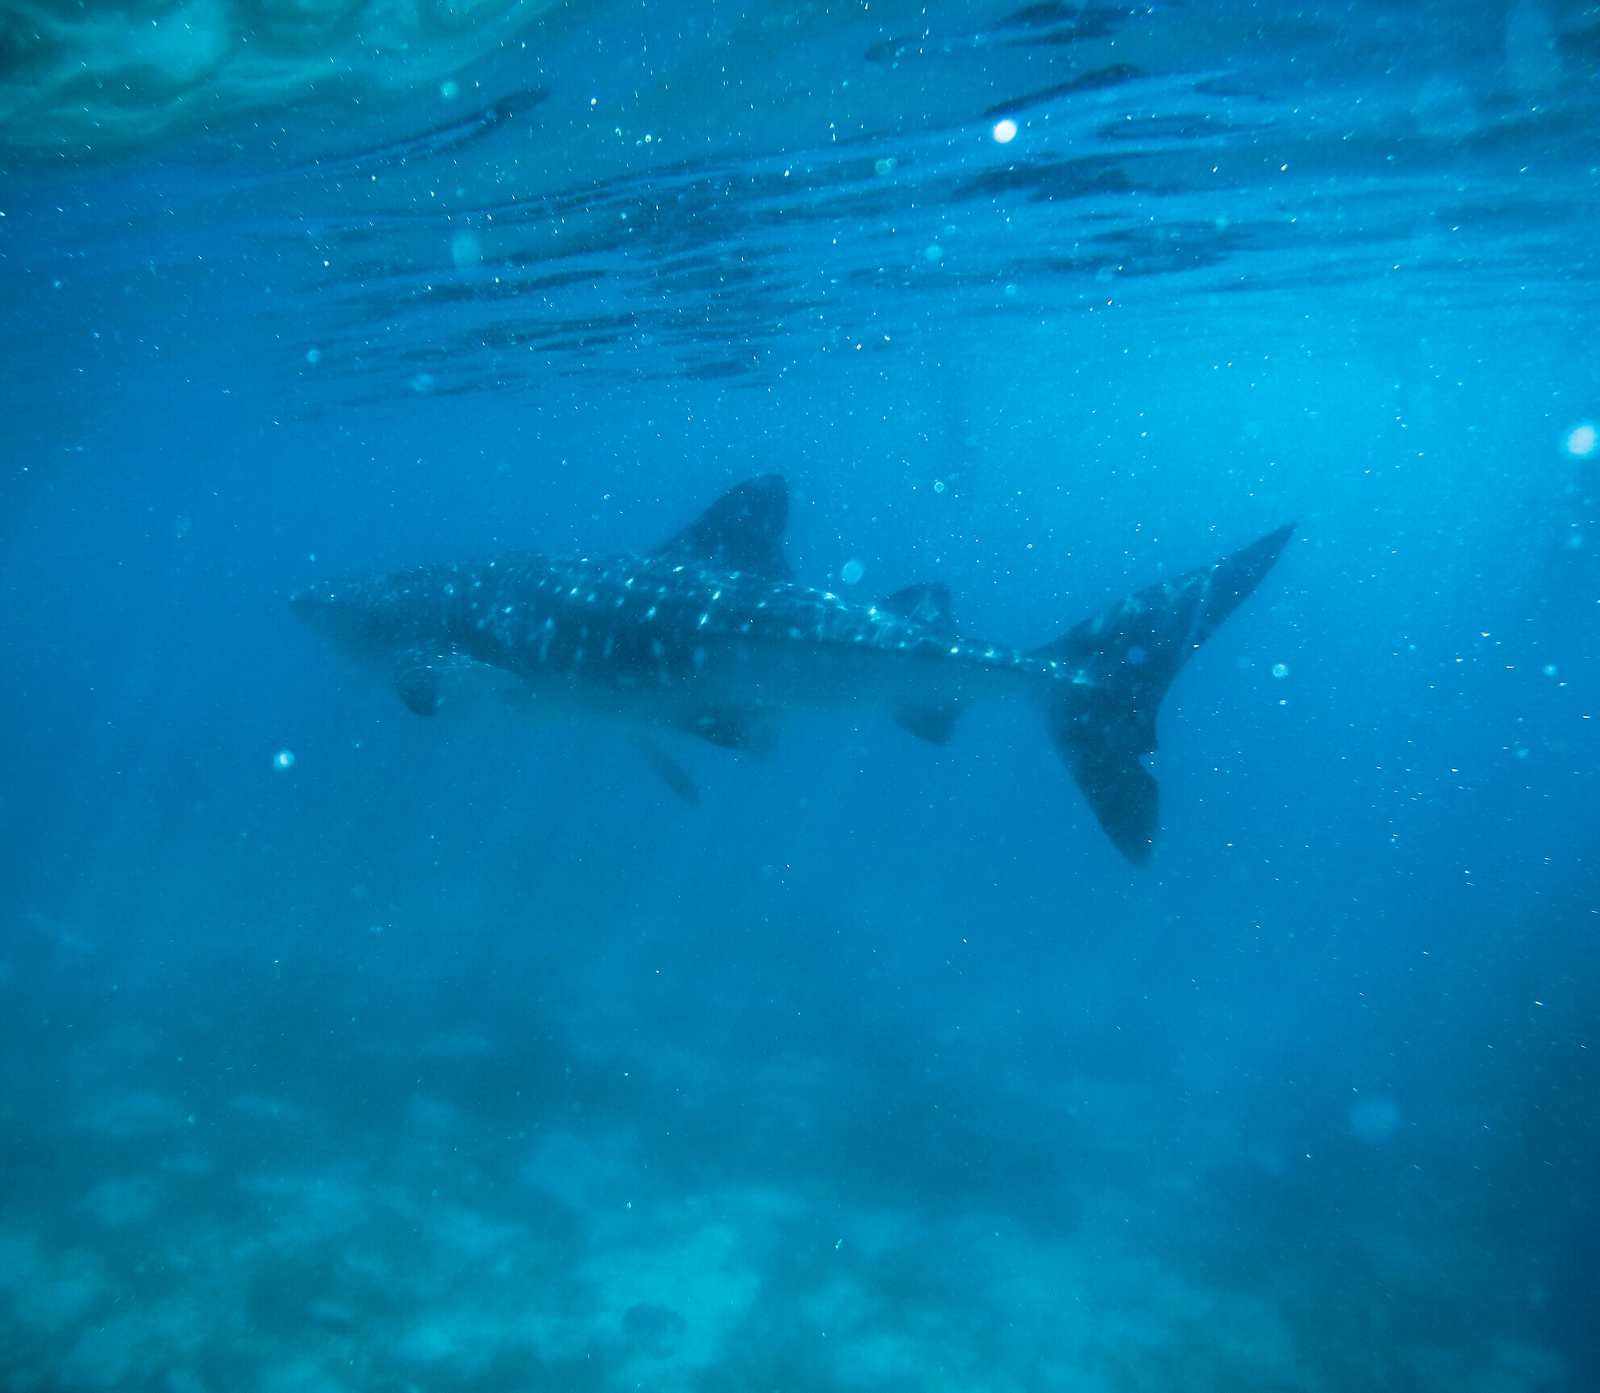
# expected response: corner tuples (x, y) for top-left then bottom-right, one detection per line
(1564, 423), (1597, 457)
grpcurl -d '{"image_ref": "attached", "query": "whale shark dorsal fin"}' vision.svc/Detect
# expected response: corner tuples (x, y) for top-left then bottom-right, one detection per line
(652, 475), (792, 579)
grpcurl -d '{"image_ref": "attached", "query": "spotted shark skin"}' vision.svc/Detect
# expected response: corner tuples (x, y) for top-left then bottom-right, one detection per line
(291, 477), (1292, 863)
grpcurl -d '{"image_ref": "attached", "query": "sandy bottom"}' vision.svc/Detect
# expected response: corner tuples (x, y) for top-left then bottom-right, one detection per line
(0, 1084), (1565, 1393)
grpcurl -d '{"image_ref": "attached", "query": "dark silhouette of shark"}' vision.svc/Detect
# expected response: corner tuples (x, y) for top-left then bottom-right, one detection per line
(291, 477), (1291, 863)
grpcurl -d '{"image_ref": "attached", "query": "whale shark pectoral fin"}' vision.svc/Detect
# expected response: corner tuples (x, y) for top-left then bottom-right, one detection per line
(632, 735), (700, 804)
(651, 475), (792, 580)
(394, 650), (442, 716)
(674, 704), (787, 759)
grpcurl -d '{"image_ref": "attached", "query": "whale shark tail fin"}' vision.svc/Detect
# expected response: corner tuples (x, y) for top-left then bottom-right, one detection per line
(1030, 524), (1294, 864)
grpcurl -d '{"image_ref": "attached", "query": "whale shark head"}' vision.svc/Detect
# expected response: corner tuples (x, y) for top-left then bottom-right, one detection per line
(289, 572), (437, 669)
(289, 579), (371, 652)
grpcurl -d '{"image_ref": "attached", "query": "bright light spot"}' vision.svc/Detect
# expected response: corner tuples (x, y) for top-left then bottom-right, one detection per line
(1564, 423), (1597, 457)
(1272, 662), (1289, 678)
(874, 157), (897, 175)
(450, 232), (482, 267)
(840, 558), (865, 585)
(439, 80), (459, 99)
(305, 348), (322, 364)
(924, 244), (943, 263)
(273, 749), (295, 771)
(992, 119), (1018, 143)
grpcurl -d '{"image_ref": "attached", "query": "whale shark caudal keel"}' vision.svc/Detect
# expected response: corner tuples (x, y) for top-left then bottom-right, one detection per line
(290, 477), (1292, 864)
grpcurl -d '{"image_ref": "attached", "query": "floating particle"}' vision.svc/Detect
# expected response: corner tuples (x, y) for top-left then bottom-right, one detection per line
(992, 119), (1018, 143)
(273, 749), (295, 771)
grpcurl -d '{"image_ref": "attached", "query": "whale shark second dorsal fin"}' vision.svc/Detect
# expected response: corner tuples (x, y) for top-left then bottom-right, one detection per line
(651, 475), (792, 579)
(880, 582), (957, 636)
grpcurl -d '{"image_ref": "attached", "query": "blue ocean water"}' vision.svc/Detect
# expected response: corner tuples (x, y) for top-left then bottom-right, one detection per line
(2, 0), (1597, 1388)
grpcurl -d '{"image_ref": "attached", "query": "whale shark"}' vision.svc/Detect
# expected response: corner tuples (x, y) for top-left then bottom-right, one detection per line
(291, 477), (1291, 863)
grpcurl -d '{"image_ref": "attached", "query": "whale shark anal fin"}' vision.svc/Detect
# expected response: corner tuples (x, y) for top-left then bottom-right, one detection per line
(892, 700), (963, 745)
